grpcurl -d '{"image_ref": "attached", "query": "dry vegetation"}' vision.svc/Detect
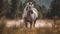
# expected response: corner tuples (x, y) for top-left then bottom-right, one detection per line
(0, 19), (60, 34)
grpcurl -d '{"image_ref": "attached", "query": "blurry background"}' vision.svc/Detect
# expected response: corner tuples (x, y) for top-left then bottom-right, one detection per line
(0, 0), (60, 19)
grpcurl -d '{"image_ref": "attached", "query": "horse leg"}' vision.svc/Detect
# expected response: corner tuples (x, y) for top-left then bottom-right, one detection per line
(30, 21), (32, 28)
(24, 20), (28, 28)
(33, 19), (37, 27)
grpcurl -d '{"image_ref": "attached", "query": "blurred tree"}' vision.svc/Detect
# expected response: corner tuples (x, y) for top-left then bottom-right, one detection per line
(11, 0), (17, 19)
(16, 0), (23, 19)
(0, 0), (10, 19)
(48, 0), (60, 30)
(0, 0), (3, 13)
(41, 5), (47, 19)
(47, 0), (60, 19)
(0, 0), (3, 18)
(11, 0), (22, 19)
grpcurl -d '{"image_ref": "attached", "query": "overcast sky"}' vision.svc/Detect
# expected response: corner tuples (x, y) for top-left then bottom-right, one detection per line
(8, 0), (53, 9)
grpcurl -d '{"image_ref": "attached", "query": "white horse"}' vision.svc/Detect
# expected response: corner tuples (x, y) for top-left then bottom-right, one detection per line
(22, 2), (38, 28)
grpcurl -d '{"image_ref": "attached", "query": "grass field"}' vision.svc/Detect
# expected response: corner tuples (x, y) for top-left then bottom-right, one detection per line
(0, 19), (60, 34)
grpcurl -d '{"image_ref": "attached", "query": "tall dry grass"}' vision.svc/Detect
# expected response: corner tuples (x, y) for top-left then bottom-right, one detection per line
(0, 19), (6, 34)
(0, 19), (60, 34)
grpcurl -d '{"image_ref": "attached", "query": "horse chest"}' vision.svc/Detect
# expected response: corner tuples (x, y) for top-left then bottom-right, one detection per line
(25, 13), (32, 21)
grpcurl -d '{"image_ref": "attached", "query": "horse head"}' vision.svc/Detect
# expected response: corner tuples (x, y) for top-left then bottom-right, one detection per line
(26, 2), (34, 10)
